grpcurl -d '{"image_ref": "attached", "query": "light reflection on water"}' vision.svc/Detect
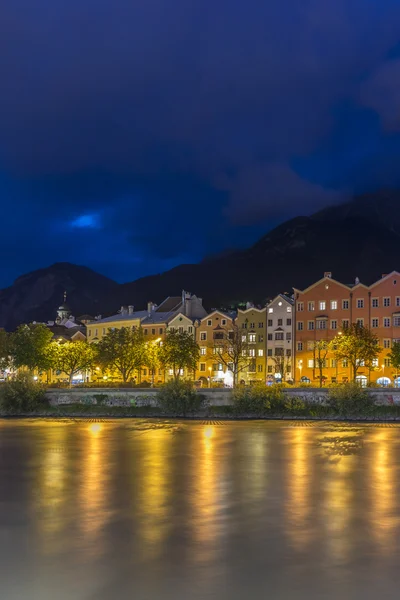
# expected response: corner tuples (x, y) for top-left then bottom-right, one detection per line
(0, 420), (400, 598)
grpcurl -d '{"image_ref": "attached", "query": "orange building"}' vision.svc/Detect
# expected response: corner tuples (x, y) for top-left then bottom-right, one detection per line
(294, 271), (400, 386)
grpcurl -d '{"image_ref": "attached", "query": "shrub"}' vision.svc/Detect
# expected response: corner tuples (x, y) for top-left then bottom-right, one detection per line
(232, 383), (286, 415)
(327, 382), (375, 416)
(157, 380), (205, 416)
(0, 373), (48, 412)
(284, 396), (307, 415)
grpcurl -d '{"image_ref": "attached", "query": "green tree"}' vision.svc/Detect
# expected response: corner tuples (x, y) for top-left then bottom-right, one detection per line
(0, 329), (11, 373)
(10, 323), (54, 374)
(388, 341), (400, 379)
(52, 340), (96, 386)
(160, 330), (199, 381)
(311, 340), (329, 387)
(97, 327), (145, 382)
(331, 324), (381, 382)
(209, 323), (252, 387)
(144, 339), (161, 385)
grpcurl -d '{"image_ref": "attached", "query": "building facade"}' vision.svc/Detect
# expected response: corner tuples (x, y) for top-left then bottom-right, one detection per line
(195, 310), (236, 386)
(236, 305), (267, 384)
(294, 271), (400, 386)
(266, 295), (294, 382)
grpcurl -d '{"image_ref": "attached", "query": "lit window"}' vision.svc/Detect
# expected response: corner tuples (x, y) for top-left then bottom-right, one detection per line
(384, 317), (391, 327)
(258, 349), (264, 357)
(331, 300), (338, 310)
(308, 359), (314, 368)
(357, 299), (364, 309)
(372, 358), (378, 367)
(342, 359), (348, 367)
(308, 301), (315, 311)
(249, 334), (256, 342)
(200, 347), (206, 355)
(319, 301), (326, 311)
(248, 349), (255, 357)
(268, 308), (273, 313)
(287, 306), (292, 313)
(241, 335), (247, 342)
(384, 297), (391, 307)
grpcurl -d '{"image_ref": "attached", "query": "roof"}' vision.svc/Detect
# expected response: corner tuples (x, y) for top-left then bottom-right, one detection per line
(90, 311), (148, 324)
(141, 312), (174, 325)
(156, 296), (182, 312)
(48, 325), (86, 341)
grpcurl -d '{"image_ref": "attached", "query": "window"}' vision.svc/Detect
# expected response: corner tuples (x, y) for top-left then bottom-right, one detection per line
(188, 326), (193, 334)
(150, 328), (155, 335)
(372, 298), (379, 308)
(331, 359), (337, 368)
(397, 297), (400, 307)
(308, 321), (315, 330)
(241, 335), (247, 342)
(342, 300), (349, 309)
(331, 320), (338, 330)
(384, 358), (391, 367)
(258, 334), (264, 342)
(287, 306), (292, 313)
(286, 318), (292, 326)
(242, 322), (247, 329)
(372, 318), (379, 328)
(356, 318), (364, 327)
(200, 347), (206, 355)
(384, 317), (391, 328)
(342, 319), (349, 329)
(317, 320), (326, 330)
(357, 299), (364, 309)
(249, 334), (256, 343)
(331, 300), (338, 310)
(250, 322), (255, 329)
(257, 364), (263, 373)
(297, 321), (304, 331)
(94, 328), (98, 337)
(258, 349), (264, 357)
(248, 349), (256, 357)
(372, 358), (378, 367)
(286, 349), (292, 357)
(144, 329), (148, 335)
(277, 319), (283, 326)
(297, 302), (304, 311)
(228, 331), (234, 340)
(319, 301), (326, 311)
(200, 363), (206, 372)
(286, 332), (292, 340)
(159, 328), (163, 334)
(297, 342), (303, 351)
(267, 333), (273, 341)
(214, 332), (224, 340)
(275, 332), (284, 340)
(88, 330), (92, 337)
(268, 319), (273, 327)
(394, 316), (400, 327)
(102, 328), (106, 335)
(268, 308), (273, 313)
(267, 349), (273, 356)
(258, 322), (264, 328)
(383, 339), (391, 348)
(221, 319), (227, 326)
(200, 332), (207, 341)
(308, 301), (315, 311)
(207, 319), (212, 326)
(267, 365), (273, 373)
(308, 359), (314, 368)
(143, 369), (147, 376)
(342, 359), (348, 367)
(384, 297), (391, 307)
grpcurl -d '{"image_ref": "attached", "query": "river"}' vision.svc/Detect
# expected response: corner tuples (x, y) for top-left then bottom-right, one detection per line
(0, 419), (399, 599)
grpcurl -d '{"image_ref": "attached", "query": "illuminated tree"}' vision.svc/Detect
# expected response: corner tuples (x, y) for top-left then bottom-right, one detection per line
(160, 330), (199, 380)
(331, 324), (381, 382)
(10, 323), (54, 373)
(0, 329), (11, 373)
(52, 341), (96, 386)
(271, 352), (292, 382)
(97, 327), (145, 382)
(388, 341), (400, 379)
(309, 340), (329, 387)
(209, 323), (252, 387)
(143, 339), (162, 385)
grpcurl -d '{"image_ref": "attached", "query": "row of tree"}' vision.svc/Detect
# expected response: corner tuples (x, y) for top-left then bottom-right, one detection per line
(0, 324), (200, 385)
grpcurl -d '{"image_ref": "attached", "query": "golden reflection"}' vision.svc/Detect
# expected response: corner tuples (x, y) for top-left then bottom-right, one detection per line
(285, 428), (313, 551)
(136, 430), (172, 559)
(88, 423), (102, 435)
(370, 430), (397, 553)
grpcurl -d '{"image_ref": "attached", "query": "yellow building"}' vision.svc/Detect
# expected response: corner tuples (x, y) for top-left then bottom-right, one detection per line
(236, 304), (267, 384)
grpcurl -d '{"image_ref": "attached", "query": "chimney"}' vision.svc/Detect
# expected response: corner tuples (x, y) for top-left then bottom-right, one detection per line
(246, 301), (254, 310)
(324, 272), (332, 279)
(120, 306), (128, 315)
(128, 305), (134, 315)
(147, 301), (155, 316)
(95, 314), (102, 320)
(185, 295), (192, 318)
(355, 277), (360, 285)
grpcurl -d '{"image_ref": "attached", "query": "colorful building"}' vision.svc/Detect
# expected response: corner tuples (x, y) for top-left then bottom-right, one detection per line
(266, 295), (294, 382)
(196, 310), (236, 386)
(236, 304), (267, 384)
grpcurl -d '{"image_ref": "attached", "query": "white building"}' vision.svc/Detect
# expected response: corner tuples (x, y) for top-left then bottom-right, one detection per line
(266, 295), (294, 382)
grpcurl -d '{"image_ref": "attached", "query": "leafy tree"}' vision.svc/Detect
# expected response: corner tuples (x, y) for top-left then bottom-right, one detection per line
(311, 340), (329, 387)
(0, 329), (11, 373)
(52, 340), (96, 386)
(160, 330), (199, 380)
(209, 323), (252, 387)
(388, 341), (400, 379)
(143, 339), (161, 385)
(271, 352), (292, 383)
(331, 324), (381, 382)
(10, 324), (54, 373)
(97, 327), (145, 382)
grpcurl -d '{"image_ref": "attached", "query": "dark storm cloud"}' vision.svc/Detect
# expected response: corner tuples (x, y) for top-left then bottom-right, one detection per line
(1, 0), (400, 284)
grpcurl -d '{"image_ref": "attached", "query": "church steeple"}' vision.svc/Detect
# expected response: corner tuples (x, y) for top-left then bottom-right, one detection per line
(57, 291), (71, 321)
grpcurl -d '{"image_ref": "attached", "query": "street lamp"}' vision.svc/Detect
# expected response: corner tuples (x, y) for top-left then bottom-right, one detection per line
(298, 359), (303, 382)
(208, 366), (212, 388)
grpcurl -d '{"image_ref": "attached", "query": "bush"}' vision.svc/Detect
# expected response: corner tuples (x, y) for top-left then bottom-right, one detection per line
(157, 380), (205, 416)
(233, 383), (286, 415)
(0, 373), (48, 412)
(327, 382), (375, 416)
(284, 396), (307, 415)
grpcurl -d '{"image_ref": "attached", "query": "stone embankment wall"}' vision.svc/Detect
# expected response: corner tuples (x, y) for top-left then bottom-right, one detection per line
(46, 387), (400, 407)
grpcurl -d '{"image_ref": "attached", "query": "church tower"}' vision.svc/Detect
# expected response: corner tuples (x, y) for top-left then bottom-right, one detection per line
(56, 291), (71, 322)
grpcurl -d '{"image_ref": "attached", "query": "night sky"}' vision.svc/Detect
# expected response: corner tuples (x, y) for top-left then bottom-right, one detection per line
(1, 1), (400, 287)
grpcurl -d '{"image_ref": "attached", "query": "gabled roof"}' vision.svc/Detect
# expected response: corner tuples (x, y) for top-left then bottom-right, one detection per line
(293, 276), (351, 295)
(156, 296), (182, 312)
(267, 294), (294, 306)
(238, 305), (267, 314)
(369, 271), (400, 289)
(201, 310), (236, 322)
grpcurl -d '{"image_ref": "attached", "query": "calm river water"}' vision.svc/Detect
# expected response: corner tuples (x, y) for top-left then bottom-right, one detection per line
(0, 419), (400, 599)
